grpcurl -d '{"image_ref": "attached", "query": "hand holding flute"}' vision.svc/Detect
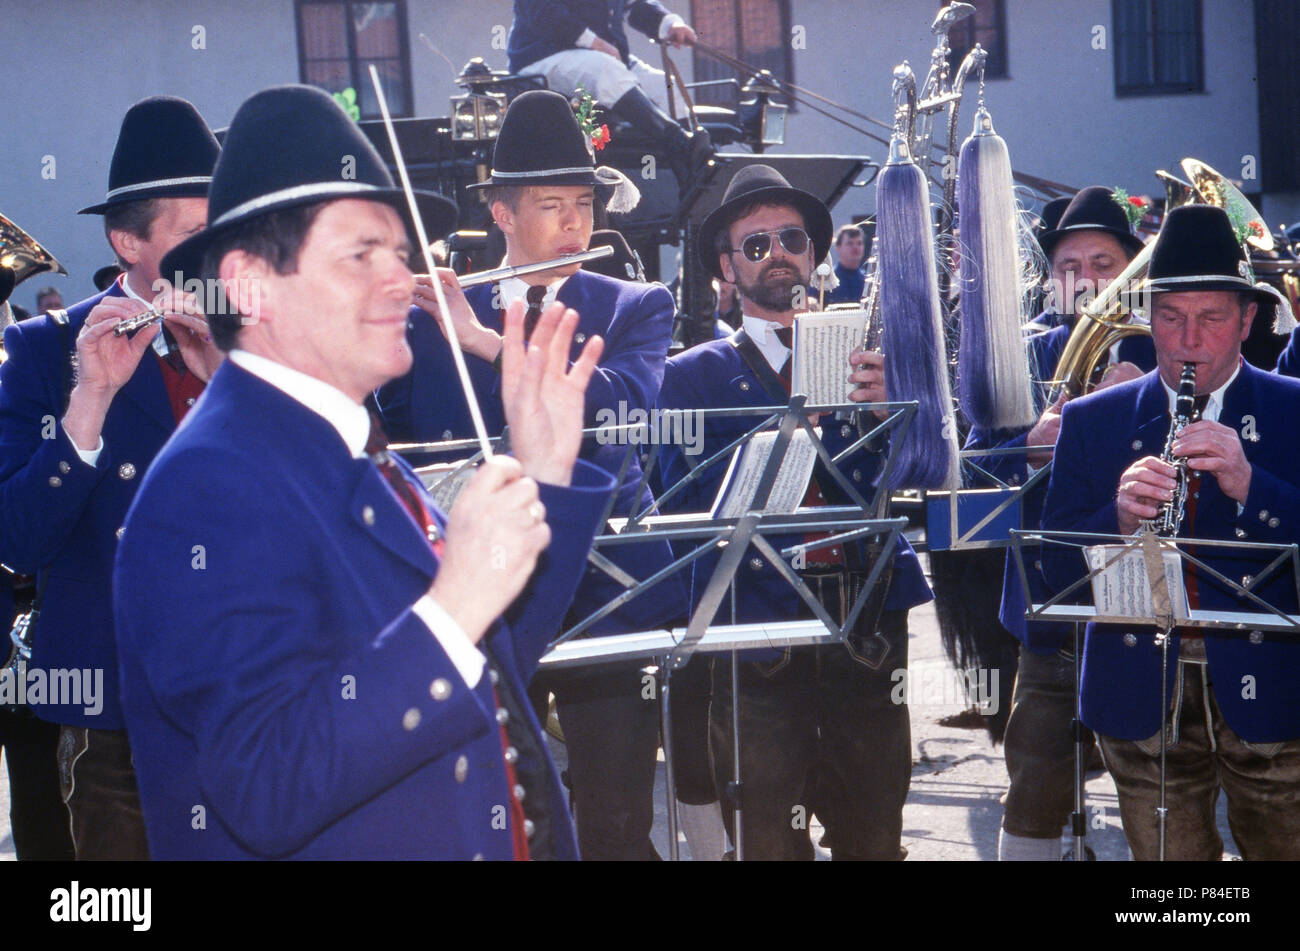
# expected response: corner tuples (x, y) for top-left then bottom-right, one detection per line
(413, 248), (613, 363)
(111, 284), (223, 382)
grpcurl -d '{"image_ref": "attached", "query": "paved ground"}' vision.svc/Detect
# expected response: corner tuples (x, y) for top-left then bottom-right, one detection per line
(0, 556), (1238, 860)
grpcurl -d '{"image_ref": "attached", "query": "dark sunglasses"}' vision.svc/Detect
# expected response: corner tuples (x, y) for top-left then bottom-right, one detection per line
(726, 227), (810, 263)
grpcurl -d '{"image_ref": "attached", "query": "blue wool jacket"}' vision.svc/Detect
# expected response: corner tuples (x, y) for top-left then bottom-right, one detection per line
(0, 284), (179, 728)
(1042, 364), (1300, 742)
(115, 362), (614, 858)
(377, 269), (686, 633)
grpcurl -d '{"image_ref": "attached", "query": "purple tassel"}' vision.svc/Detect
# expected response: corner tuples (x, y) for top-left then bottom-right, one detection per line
(878, 156), (960, 489)
(956, 112), (1036, 430)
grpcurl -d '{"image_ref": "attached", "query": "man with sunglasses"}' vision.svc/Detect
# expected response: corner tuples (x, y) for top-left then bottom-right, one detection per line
(656, 164), (932, 860)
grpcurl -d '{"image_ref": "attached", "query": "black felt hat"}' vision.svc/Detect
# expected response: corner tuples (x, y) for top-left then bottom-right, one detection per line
(1140, 205), (1277, 323)
(469, 90), (601, 190)
(1034, 195), (1072, 250)
(160, 85), (458, 280)
(93, 265), (124, 292)
(1038, 185), (1145, 259)
(697, 164), (833, 280)
(79, 97), (220, 215)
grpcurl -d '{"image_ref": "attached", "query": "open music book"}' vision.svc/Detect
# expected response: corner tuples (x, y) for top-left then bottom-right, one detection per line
(710, 429), (818, 519)
(1083, 544), (1190, 622)
(791, 309), (868, 406)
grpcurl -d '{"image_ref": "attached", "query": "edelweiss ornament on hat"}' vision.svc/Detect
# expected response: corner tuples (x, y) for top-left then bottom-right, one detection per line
(79, 96), (220, 215)
(697, 163), (833, 280)
(1037, 185), (1145, 259)
(160, 84), (458, 280)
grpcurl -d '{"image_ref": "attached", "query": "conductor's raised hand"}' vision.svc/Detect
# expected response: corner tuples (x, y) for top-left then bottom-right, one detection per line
(412, 269), (501, 362)
(500, 299), (603, 487)
(428, 455), (550, 643)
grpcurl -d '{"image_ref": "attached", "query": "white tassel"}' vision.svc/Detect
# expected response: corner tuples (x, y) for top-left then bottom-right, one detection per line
(595, 165), (641, 215)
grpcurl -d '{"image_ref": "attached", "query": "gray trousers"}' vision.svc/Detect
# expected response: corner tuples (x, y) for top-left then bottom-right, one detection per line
(1099, 639), (1300, 861)
(1001, 644), (1094, 838)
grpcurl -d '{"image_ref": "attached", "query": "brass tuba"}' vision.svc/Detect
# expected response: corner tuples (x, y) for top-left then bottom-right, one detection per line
(0, 211), (66, 304)
(1050, 160), (1271, 400)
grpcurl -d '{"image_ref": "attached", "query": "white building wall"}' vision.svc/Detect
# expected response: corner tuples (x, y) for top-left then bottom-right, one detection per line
(1, 0), (1280, 308)
(778, 0), (1264, 225)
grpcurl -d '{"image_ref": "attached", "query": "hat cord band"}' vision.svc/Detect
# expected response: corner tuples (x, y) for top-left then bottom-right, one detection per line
(211, 182), (382, 228)
(104, 175), (213, 200)
(1148, 274), (1255, 289)
(490, 166), (594, 179)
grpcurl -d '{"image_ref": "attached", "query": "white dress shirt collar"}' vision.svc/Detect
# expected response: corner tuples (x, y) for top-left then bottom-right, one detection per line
(497, 273), (568, 311)
(1159, 358), (1242, 425)
(229, 350), (372, 458)
(741, 313), (794, 373)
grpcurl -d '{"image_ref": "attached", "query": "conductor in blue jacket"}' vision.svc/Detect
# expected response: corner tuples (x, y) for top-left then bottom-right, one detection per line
(1041, 204), (1300, 860)
(112, 84), (613, 860)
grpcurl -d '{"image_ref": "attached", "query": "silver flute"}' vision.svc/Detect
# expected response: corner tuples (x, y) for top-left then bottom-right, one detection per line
(112, 308), (169, 337)
(417, 246), (613, 286)
(112, 248), (617, 337)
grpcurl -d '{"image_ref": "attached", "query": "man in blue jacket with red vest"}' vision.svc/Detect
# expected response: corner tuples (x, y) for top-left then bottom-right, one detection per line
(1042, 204), (1300, 860)
(0, 96), (222, 859)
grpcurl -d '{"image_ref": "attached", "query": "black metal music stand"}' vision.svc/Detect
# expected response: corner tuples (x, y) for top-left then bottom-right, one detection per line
(1010, 528), (1300, 861)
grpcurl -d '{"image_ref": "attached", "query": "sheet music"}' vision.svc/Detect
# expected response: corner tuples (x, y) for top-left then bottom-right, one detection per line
(415, 463), (474, 513)
(710, 429), (818, 519)
(791, 310), (868, 405)
(1083, 545), (1190, 621)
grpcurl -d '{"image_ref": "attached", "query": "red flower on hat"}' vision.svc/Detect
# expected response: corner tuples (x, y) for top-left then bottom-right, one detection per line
(1128, 195), (1148, 208)
(592, 124), (611, 152)
(1248, 220), (1265, 237)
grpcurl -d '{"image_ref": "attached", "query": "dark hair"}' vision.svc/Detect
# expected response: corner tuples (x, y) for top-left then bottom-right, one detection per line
(712, 199), (805, 260)
(835, 225), (864, 246)
(103, 199), (163, 269)
(198, 203), (326, 351)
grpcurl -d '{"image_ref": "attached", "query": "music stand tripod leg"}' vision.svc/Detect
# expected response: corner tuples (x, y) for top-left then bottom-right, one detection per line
(1156, 625), (1171, 862)
(1069, 621), (1091, 861)
(659, 661), (681, 861)
(728, 647), (743, 862)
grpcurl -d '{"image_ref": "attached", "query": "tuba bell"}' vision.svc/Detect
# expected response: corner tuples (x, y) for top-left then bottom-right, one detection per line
(0, 212), (66, 304)
(0, 212), (67, 349)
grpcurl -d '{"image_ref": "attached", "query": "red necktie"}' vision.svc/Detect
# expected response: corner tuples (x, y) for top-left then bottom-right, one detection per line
(366, 413), (529, 857)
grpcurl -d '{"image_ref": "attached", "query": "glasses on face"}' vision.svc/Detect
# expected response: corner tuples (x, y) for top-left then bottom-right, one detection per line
(726, 227), (810, 263)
